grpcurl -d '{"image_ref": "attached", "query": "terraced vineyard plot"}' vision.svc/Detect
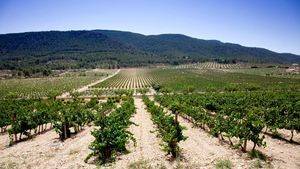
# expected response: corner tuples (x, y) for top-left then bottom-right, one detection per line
(172, 62), (249, 69)
(93, 69), (158, 89)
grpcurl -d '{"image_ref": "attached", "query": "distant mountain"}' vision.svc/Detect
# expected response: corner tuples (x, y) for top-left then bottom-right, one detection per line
(95, 30), (300, 63)
(0, 30), (299, 70)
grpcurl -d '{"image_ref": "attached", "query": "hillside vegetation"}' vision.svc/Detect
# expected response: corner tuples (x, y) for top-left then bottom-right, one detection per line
(0, 30), (299, 71)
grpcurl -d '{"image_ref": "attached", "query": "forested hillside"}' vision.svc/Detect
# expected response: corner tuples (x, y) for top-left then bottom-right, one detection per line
(0, 30), (299, 71)
(96, 30), (300, 63)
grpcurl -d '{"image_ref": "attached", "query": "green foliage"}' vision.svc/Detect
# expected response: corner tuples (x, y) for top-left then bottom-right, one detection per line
(152, 84), (161, 92)
(86, 97), (136, 164)
(1, 99), (60, 144)
(94, 30), (300, 64)
(85, 98), (99, 109)
(92, 69), (154, 90)
(53, 99), (95, 141)
(150, 68), (300, 93)
(0, 71), (109, 99)
(1, 30), (299, 71)
(143, 96), (186, 158)
(0, 31), (158, 70)
(114, 89), (134, 96)
(215, 159), (233, 169)
(248, 150), (267, 161)
(136, 88), (149, 94)
(155, 91), (299, 152)
(0, 97), (100, 144)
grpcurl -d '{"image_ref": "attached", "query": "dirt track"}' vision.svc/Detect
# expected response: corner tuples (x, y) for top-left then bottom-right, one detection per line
(57, 69), (120, 99)
(104, 97), (171, 168)
(0, 127), (95, 169)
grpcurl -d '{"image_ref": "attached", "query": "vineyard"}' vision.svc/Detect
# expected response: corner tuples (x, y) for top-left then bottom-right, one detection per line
(92, 69), (157, 89)
(0, 70), (114, 99)
(171, 62), (248, 69)
(228, 67), (300, 79)
(146, 68), (300, 93)
(0, 96), (111, 145)
(0, 64), (299, 169)
(155, 92), (299, 150)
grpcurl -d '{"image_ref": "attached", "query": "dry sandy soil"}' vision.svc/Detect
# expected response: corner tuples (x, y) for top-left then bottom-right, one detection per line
(100, 97), (172, 169)
(176, 116), (300, 169)
(0, 126), (95, 169)
(0, 96), (299, 169)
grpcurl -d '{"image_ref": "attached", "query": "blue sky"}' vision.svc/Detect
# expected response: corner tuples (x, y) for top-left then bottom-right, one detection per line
(0, 0), (299, 54)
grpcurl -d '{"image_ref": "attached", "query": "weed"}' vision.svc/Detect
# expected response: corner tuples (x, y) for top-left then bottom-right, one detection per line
(215, 159), (233, 169)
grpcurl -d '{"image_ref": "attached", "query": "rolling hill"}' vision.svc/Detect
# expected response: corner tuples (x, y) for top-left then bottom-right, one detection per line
(0, 30), (299, 70)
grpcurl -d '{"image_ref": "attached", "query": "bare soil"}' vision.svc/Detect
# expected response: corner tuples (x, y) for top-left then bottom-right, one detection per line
(0, 127), (95, 169)
(102, 97), (172, 169)
(0, 95), (299, 169)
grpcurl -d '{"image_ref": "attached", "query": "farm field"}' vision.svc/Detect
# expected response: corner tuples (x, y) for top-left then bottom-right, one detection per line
(171, 62), (249, 69)
(227, 67), (300, 79)
(0, 63), (299, 169)
(148, 68), (300, 93)
(92, 68), (157, 89)
(0, 69), (115, 99)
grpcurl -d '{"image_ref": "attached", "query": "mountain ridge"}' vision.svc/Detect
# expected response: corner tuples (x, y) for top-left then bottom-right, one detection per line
(94, 29), (299, 56)
(0, 29), (299, 70)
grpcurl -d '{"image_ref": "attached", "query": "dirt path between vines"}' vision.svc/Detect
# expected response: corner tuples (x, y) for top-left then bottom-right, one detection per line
(176, 116), (253, 168)
(57, 69), (120, 99)
(105, 97), (172, 169)
(0, 132), (9, 150)
(0, 127), (96, 169)
(177, 114), (300, 169)
(255, 133), (300, 169)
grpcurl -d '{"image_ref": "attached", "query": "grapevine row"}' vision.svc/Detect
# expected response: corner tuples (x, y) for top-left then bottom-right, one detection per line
(142, 95), (186, 158)
(85, 95), (136, 164)
(171, 62), (248, 69)
(93, 69), (158, 89)
(0, 98), (101, 144)
(155, 91), (299, 152)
